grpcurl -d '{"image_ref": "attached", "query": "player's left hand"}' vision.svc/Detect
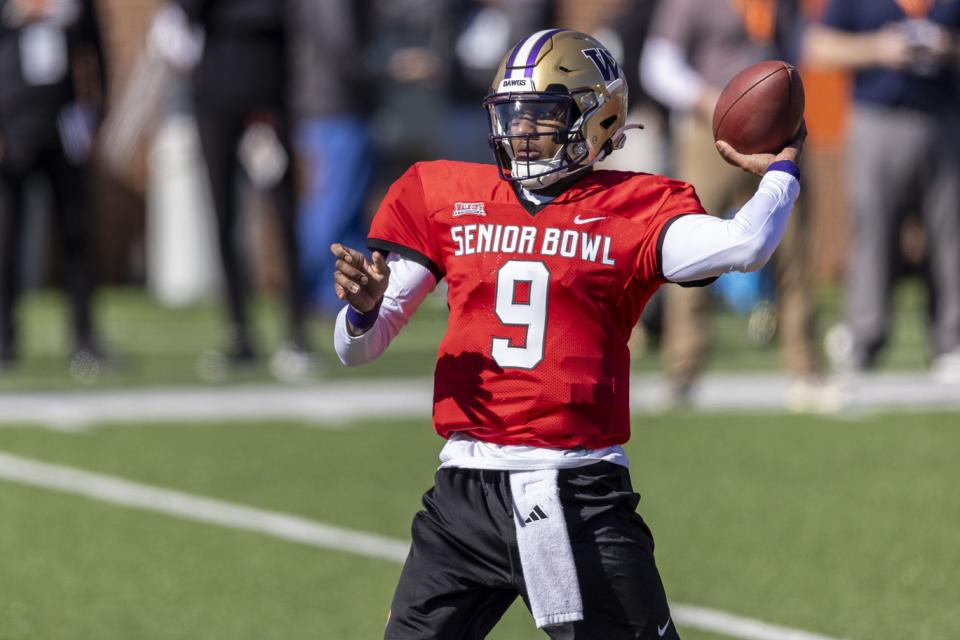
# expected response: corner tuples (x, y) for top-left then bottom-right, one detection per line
(716, 120), (807, 177)
(330, 243), (391, 313)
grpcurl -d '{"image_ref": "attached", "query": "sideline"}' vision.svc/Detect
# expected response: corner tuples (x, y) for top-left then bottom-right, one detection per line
(0, 451), (847, 640)
(0, 382), (432, 430)
(0, 372), (957, 429)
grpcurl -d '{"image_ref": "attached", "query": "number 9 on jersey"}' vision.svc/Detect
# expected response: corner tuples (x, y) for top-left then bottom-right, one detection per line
(491, 260), (550, 369)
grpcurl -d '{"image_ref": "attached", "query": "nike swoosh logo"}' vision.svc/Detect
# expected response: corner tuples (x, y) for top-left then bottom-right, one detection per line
(657, 617), (671, 637)
(573, 215), (606, 225)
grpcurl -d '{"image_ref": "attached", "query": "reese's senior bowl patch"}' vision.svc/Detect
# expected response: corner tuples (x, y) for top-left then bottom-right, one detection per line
(453, 202), (486, 217)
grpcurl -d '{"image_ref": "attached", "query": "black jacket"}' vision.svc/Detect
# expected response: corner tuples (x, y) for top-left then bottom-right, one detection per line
(176, 0), (287, 110)
(0, 0), (105, 167)
(285, 0), (375, 119)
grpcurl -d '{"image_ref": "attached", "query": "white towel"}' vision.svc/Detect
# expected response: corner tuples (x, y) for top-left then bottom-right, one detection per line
(509, 469), (583, 628)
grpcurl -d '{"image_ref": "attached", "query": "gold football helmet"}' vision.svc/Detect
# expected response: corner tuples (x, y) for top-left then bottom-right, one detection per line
(484, 29), (635, 189)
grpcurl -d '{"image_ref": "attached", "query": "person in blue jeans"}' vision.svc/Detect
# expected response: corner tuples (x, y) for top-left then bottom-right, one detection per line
(296, 118), (374, 315)
(286, 0), (376, 316)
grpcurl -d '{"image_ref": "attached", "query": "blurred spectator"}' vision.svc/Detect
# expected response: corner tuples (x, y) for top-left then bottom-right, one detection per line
(599, 0), (670, 176)
(598, 0), (671, 355)
(286, 0), (376, 317)
(642, 0), (829, 410)
(0, 0), (107, 376)
(367, 0), (448, 179)
(805, 0), (960, 382)
(172, 0), (314, 380)
(439, 0), (555, 164)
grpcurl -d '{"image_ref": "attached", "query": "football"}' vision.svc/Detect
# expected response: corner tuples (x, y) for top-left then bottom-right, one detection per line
(712, 60), (805, 155)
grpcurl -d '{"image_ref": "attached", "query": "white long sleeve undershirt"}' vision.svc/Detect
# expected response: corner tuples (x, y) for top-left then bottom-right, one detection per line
(661, 167), (800, 282)
(333, 255), (436, 366)
(333, 167), (799, 365)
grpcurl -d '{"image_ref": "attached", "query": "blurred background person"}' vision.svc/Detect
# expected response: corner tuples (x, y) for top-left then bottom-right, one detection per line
(596, 0), (672, 356)
(172, 0), (314, 380)
(366, 0), (446, 185)
(642, 0), (829, 410)
(804, 0), (960, 383)
(438, 0), (555, 164)
(598, 0), (670, 177)
(286, 0), (376, 318)
(0, 0), (107, 376)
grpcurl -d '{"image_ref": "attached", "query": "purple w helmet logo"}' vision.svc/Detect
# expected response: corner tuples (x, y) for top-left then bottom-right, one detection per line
(582, 48), (619, 83)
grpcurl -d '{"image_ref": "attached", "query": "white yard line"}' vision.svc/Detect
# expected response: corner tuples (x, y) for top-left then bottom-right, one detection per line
(0, 451), (408, 563)
(671, 604), (844, 640)
(0, 452), (847, 640)
(0, 382), (433, 430)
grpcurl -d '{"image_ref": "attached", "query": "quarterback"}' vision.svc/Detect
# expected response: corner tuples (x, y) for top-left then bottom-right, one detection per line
(332, 30), (805, 640)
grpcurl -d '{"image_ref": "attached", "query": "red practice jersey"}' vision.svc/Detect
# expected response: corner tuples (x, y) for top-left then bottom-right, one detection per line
(369, 161), (705, 449)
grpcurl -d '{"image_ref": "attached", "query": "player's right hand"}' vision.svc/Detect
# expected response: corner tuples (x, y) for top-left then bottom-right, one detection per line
(716, 120), (807, 177)
(330, 243), (391, 313)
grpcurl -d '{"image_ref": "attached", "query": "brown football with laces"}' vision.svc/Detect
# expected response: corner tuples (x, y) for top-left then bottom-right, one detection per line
(712, 60), (805, 155)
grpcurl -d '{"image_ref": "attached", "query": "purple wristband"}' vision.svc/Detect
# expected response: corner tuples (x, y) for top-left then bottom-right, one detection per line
(765, 160), (800, 181)
(346, 300), (382, 331)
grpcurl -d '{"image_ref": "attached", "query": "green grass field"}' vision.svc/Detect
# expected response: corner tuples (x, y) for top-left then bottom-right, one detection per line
(1, 411), (958, 639)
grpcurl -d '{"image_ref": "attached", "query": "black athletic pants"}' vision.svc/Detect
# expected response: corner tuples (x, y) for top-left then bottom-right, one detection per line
(385, 462), (680, 639)
(0, 141), (94, 358)
(192, 101), (306, 347)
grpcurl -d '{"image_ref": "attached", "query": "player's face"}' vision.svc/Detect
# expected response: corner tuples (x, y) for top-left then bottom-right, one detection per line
(493, 99), (570, 162)
(508, 114), (564, 160)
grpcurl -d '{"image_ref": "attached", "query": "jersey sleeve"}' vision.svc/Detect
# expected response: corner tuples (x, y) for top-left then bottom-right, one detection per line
(367, 163), (445, 281)
(632, 180), (708, 285)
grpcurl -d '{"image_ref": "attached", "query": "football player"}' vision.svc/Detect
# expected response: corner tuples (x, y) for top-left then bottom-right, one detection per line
(332, 30), (805, 640)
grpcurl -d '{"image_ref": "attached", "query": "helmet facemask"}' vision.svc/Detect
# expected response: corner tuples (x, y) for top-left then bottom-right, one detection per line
(484, 92), (591, 190)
